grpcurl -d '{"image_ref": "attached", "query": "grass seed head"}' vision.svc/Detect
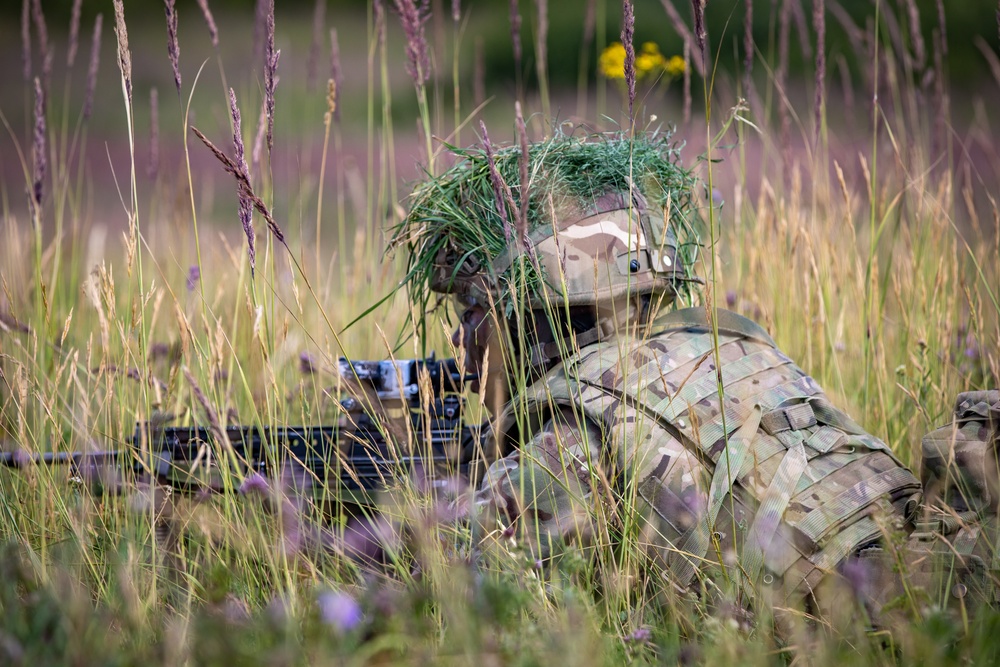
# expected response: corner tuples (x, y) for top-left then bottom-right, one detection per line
(229, 88), (256, 275)
(264, 0), (278, 157)
(68, 0), (82, 68)
(31, 77), (47, 216)
(31, 0), (52, 94)
(196, 0), (219, 48)
(509, 0), (522, 70)
(329, 28), (342, 122)
(621, 0), (635, 124)
(394, 0), (431, 88)
(164, 0), (181, 95)
(113, 0), (132, 105)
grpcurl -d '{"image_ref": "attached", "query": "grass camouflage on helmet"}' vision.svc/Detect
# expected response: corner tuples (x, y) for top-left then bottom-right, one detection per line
(390, 129), (702, 326)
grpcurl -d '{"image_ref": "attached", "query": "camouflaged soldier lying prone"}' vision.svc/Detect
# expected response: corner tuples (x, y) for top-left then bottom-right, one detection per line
(393, 131), (1000, 627)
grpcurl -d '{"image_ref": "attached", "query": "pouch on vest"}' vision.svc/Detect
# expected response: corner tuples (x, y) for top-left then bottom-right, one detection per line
(921, 390), (1000, 514)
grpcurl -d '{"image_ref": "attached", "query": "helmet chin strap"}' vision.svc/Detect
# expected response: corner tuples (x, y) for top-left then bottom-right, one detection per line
(523, 294), (648, 370)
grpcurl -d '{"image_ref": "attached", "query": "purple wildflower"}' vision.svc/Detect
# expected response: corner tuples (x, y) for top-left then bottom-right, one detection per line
(626, 627), (652, 644)
(186, 265), (200, 291)
(239, 471), (270, 496)
(840, 556), (875, 601)
(317, 590), (363, 633)
(725, 290), (737, 309)
(299, 352), (317, 375)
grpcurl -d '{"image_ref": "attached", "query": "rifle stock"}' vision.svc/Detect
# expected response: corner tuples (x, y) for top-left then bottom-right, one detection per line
(1, 355), (489, 501)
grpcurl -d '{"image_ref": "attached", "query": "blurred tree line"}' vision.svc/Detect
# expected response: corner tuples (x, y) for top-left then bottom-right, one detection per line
(5, 0), (998, 89)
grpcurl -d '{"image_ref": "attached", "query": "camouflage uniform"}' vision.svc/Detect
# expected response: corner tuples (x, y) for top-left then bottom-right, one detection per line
(417, 152), (999, 622)
(447, 200), (1000, 624)
(475, 311), (1000, 622)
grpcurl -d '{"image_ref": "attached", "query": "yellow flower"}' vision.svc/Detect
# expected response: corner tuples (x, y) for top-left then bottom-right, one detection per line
(664, 55), (687, 78)
(598, 42), (627, 79)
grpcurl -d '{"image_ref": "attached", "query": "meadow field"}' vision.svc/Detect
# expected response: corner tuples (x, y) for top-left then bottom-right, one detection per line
(0, 0), (999, 664)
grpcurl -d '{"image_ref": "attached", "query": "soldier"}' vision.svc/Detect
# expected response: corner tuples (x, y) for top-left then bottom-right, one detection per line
(394, 131), (999, 627)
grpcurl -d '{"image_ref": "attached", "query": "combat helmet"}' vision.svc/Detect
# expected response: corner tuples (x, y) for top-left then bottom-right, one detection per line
(392, 129), (701, 322)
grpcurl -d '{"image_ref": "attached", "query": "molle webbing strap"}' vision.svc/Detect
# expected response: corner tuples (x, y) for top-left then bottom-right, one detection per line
(810, 517), (881, 571)
(740, 437), (810, 581)
(622, 332), (728, 394)
(527, 325), (605, 368)
(670, 406), (763, 586)
(652, 307), (778, 348)
(795, 467), (920, 542)
(677, 376), (823, 454)
(651, 347), (794, 421)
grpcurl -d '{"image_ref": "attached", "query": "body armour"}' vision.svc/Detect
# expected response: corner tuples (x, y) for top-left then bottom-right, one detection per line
(493, 308), (995, 619)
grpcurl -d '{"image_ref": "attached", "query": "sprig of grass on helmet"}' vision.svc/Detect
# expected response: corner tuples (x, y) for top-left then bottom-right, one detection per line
(389, 126), (702, 336)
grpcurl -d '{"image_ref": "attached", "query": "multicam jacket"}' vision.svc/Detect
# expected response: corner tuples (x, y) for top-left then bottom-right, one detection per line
(475, 307), (998, 622)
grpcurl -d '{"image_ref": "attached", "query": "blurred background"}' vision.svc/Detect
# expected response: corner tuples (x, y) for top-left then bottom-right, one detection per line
(2, 0), (999, 238)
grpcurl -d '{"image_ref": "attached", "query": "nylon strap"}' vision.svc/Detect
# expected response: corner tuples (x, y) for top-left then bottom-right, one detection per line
(676, 376), (822, 453)
(651, 307), (778, 348)
(796, 466), (920, 542)
(652, 347), (793, 421)
(622, 332), (726, 394)
(809, 516), (881, 571)
(670, 406), (762, 586)
(740, 435), (810, 582)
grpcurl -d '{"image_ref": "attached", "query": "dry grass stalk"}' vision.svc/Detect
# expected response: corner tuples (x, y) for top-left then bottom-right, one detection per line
(229, 89), (256, 275)
(196, 0), (219, 48)
(148, 88), (160, 180)
(324, 79), (337, 126)
(691, 0), (707, 77)
(164, 0), (181, 95)
(307, 0), (326, 91)
(936, 0), (947, 56)
(251, 101), (267, 169)
(113, 0), (132, 106)
(329, 28), (342, 123)
(264, 0), (279, 157)
(905, 0), (925, 68)
(183, 368), (230, 453)
(21, 0), (30, 82)
(683, 37), (691, 123)
(394, 0), (431, 88)
(813, 0), (825, 148)
(67, 0), (83, 68)
(31, 0), (52, 93)
(621, 0), (636, 125)
(509, 0), (522, 78)
(479, 120), (512, 243)
(253, 0), (267, 63)
(374, 0), (386, 48)
(192, 126), (287, 249)
(789, 0), (811, 60)
(515, 101), (529, 245)
(777, 0), (791, 168)
(83, 14), (103, 120)
(657, 0), (703, 76)
(31, 77), (46, 216)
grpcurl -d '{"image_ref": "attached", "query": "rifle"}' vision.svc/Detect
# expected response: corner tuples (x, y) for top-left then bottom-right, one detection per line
(0, 355), (488, 503)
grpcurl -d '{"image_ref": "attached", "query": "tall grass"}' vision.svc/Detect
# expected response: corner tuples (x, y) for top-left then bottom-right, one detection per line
(0, 0), (998, 664)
